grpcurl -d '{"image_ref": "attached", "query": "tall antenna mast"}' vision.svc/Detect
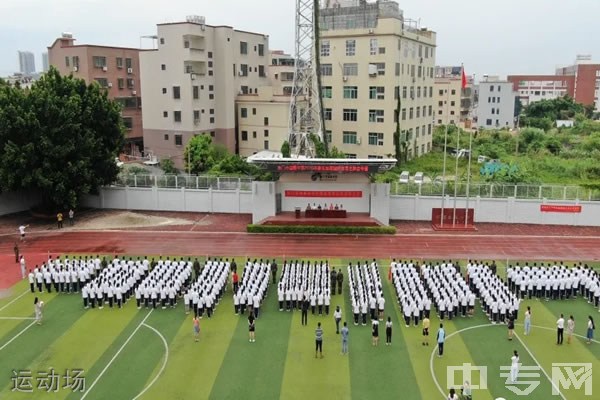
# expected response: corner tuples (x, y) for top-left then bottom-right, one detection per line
(289, 0), (324, 158)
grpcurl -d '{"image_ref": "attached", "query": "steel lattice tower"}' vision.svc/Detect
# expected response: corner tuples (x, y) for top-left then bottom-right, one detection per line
(288, 0), (324, 158)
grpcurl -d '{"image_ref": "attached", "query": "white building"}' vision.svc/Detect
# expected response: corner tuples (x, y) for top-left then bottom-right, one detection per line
(18, 51), (36, 75)
(475, 78), (517, 130)
(140, 16), (270, 168)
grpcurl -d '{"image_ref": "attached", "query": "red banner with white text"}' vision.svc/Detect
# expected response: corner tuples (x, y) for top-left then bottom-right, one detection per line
(285, 190), (362, 198)
(540, 204), (582, 213)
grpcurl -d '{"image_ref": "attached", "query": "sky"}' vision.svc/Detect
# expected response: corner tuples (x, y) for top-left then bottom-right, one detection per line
(1, 0), (599, 78)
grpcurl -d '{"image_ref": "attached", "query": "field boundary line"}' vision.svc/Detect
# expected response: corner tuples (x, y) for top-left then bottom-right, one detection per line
(0, 321), (36, 352)
(513, 331), (567, 400)
(0, 316), (35, 320)
(0, 289), (30, 314)
(515, 323), (599, 345)
(131, 323), (169, 400)
(81, 309), (154, 400)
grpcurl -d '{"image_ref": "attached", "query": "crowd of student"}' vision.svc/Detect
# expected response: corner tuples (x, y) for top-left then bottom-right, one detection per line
(423, 261), (477, 321)
(468, 261), (520, 324)
(233, 259), (271, 318)
(28, 256), (100, 296)
(391, 260), (432, 327)
(185, 258), (229, 318)
(277, 260), (331, 315)
(506, 262), (600, 306)
(348, 260), (385, 326)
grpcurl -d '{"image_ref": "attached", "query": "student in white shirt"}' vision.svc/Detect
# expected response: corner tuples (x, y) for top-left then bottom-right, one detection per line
(334, 306), (342, 334)
(510, 350), (520, 383)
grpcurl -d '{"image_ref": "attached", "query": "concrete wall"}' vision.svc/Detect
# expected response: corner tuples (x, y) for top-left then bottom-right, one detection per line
(390, 195), (600, 226)
(0, 191), (41, 216)
(252, 181), (276, 223)
(81, 186), (252, 213)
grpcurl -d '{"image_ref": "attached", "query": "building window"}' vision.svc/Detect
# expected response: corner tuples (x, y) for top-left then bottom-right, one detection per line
(321, 40), (330, 57)
(210, 117), (215, 124)
(324, 130), (332, 143)
(65, 56), (70, 67)
(173, 111), (182, 122)
(192, 86), (199, 99)
(324, 108), (332, 121)
(161, 64), (166, 71)
(122, 117), (133, 130)
(369, 86), (384, 100)
(345, 153), (357, 159)
(164, 134), (169, 141)
(345, 40), (356, 56)
(369, 38), (378, 56)
(321, 86), (332, 99)
(94, 78), (108, 88)
(373, 62), (385, 75)
(409, 108), (414, 119)
(379, 47), (386, 55)
(451, 89), (456, 95)
(162, 88), (167, 95)
(416, 107), (421, 118)
(241, 131), (248, 141)
(264, 130), (269, 137)
(125, 58), (132, 69)
(163, 111), (168, 118)
(343, 63), (358, 76)
(241, 108), (248, 118)
(240, 41), (248, 55)
(343, 86), (358, 99)
(258, 65), (266, 77)
(486, 119), (492, 126)
(172, 86), (181, 99)
(264, 140), (269, 150)
(264, 117), (269, 126)
(258, 44), (264, 56)
(118, 78), (124, 89)
(240, 64), (248, 77)
(343, 109), (358, 122)
(207, 51), (213, 58)
(342, 131), (357, 144)
(401, 108), (406, 120)
(395, 63), (400, 76)
(253, 131), (257, 139)
(402, 86), (407, 99)
(194, 110), (200, 122)
(93, 56), (107, 68)
(368, 132), (384, 146)
(368, 109), (384, 123)
(127, 79), (134, 89)
(429, 105), (433, 116)
(175, 135), (183, 146)
(320, 64), (332, 76)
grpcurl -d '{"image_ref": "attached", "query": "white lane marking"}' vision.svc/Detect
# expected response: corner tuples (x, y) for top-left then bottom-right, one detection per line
(131, 323), (170, 400)
(0, 321), (37, 352)
(0, 290), (30, 313)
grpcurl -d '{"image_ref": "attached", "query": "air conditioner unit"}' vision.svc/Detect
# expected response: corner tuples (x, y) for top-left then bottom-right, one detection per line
(238, 71), (244, 76)
(127, 68), (133, 74)
(108, 82), (113, 88)
(132, 90), (137, 95)
(342, 76), (348, 82)
(368, 29), (374, 34)
(191, 73), (196, 80)
(73, 66), (78, 72)
(102, 66), (108, 72)
(356, 137), (361, 145)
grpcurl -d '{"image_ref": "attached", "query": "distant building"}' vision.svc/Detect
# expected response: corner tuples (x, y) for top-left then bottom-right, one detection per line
(139, 15), (270, 168)
(237, 50), (296, 157)
(475, 78), (517, 130)
(42, 52), (49, 72)
(433, 78), (462, 126)
(508, 55), (600, 110)
(18, 51), (36, 75)
(47, 33), (144, 155)
(319, 0), (436, 159)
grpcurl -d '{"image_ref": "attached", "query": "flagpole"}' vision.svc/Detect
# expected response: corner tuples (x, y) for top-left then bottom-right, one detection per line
(452, 124), (460, 226)
(440, 86), (450, 227)
(465, 128), (473, 227)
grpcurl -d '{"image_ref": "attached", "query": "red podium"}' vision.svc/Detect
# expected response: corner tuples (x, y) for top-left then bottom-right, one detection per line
(431, 208), (476, 231)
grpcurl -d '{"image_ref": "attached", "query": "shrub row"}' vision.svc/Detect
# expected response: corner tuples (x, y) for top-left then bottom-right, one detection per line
(247, 224), (396, 235)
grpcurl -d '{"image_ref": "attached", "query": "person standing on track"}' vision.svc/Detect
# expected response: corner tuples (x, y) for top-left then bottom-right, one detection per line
(19, 255), (26, 279)
(18, 224), (28, 242)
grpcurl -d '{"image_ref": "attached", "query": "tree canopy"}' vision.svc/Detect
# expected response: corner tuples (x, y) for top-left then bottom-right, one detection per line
(0, 67), (124, 210)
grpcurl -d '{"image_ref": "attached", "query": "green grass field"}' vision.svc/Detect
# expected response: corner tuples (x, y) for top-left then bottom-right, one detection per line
(0, 257), (598, 400)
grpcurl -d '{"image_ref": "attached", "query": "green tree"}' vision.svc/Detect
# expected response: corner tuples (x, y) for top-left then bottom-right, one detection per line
(280, 140), (291, 158)
(183, 134), (226, 174)
(160, 158), (177, 174)
(0, 67), (124, 210)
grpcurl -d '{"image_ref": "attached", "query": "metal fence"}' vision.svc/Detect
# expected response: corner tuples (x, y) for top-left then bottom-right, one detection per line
(391, 182), (600, 201)
(114, 175), (254, 191)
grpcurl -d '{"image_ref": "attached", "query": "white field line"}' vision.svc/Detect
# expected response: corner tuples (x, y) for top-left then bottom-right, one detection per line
(515, 322), (600, 344)
(131, 323), (169, 400)
(513, 331), (568, 400)
(81, 309), (154, 400)
(0, 317), (35, 320)
(0, 321), (37, 352)
(0, 290), (30, 313)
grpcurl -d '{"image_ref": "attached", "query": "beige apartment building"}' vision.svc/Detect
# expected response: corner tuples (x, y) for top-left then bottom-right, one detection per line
(433, 78), (462, 126)
(319, 0), (436, 159)
(47, 33), (144, 155)
(140, 16), (270, 168)
(237, 50), (295, 156)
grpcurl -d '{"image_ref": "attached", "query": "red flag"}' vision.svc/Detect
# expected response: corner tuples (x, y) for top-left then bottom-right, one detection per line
(461, 67), (467, 89)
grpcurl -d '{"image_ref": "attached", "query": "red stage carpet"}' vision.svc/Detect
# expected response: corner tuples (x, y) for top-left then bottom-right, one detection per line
(261, 212), (381, 227)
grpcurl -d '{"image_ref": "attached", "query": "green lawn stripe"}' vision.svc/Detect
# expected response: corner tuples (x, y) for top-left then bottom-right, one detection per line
(209, 278), (292, 400)
(83, 307), (186, 400)
(0, 279), (30, 309)
(0, 295), (88, 398)
(0, 290), (59, 339)
(344, 262), (420, 400)
(138, 291), (239, 399)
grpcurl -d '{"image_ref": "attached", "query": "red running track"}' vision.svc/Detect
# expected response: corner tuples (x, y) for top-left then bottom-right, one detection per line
(2, 229), (600, 290)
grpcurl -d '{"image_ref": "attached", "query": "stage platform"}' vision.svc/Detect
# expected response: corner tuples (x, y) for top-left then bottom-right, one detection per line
(261, 212), (382, 227)
(431, 223), (478, 232)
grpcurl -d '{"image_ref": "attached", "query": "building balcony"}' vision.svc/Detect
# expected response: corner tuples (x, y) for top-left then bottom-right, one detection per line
(184, 61), (207, 76)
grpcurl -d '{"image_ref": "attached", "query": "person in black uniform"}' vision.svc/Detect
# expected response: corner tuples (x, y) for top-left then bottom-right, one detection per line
(331, 268), (337, 295)
(301, 296), (309, 326)
(337, 270), (343, 295)
(271, 261), (278, 284)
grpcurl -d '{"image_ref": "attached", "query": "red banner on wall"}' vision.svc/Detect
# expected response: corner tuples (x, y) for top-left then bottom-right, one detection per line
(540, 204), (582, 213)
(285, 190), (362, 198)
